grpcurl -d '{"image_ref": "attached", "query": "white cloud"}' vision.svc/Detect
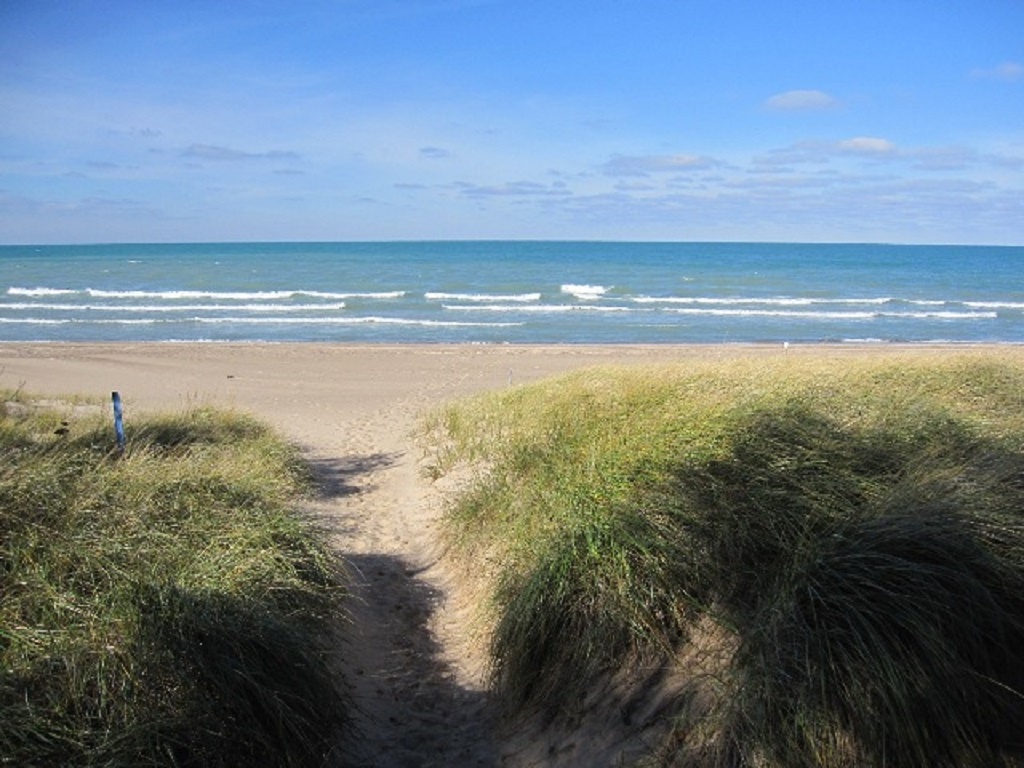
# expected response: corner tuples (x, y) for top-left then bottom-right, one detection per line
(837, 137), (896, 155)
(764, 89), (838, 111)
(181, 144), (300, 162)
(419, 146), (451, 160)
(599, 153), (717, 177)
(971, 61), (1023, 81)
(613, 180), (658, 192)
(454, 180), (572, 198)
(909, 145), (978, 171)
(755, 137), (898, 166)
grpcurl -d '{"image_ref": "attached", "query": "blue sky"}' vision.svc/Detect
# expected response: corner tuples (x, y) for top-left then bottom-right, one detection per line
(1, 0), (1022, 244)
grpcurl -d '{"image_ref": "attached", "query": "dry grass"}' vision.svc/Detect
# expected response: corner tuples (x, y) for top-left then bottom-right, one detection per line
(423, 350), (1024, 766)
(1, 398), (349, 766)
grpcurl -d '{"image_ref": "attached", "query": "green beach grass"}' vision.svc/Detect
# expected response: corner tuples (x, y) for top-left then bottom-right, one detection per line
(423, 350), (1024, 767)
(0, 396), (348, 766)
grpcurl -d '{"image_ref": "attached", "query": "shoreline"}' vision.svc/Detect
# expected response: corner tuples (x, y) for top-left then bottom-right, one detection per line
(2, 341), (1014, 442)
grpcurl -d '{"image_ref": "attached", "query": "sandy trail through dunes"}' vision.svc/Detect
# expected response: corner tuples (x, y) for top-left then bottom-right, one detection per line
(2, 342), (957, 766)
(0, 344), (710, 765)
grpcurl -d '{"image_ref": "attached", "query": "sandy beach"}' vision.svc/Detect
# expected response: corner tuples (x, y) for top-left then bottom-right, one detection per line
(0, 342), (1007, 766)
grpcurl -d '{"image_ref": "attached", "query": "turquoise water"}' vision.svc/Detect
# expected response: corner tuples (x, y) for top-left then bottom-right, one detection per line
(1, 241), (1022, 344)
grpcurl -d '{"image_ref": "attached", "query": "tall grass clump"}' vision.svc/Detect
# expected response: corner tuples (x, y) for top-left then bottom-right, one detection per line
(422, 350), (1024, 766)
(1, 397), (348, 767)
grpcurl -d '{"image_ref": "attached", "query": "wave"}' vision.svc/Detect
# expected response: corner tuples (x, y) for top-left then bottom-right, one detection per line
(634, 296), (818, 306)
(7, 287), (403, 300)
(0, 318), (159, 325)
(630, 296), (965, 307)
(7, 287), (79, 297)
(313, 291), (405, 299)
(443, 303), (632, 313)
(663, 308), (877, 319)
(561, 284), (608, 300)
(0, 316), (519, 328)
(2, 303), (347, 313)
(187, 316), (517, 327)
(891, 311), (999, 319)
(631, 296), (897, 306)
(442, 303), (996, 320)
(963, 301), (1024, 310)
(663, 308), (996, 320)
(0, 318), (67, 324)
(331, 317), (520, 327)
(425, 292), (541, 302)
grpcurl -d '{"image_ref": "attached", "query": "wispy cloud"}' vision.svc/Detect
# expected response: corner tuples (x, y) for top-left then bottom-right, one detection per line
(419, 146), (451, 160)
(971, 61), (1023, 81)
(754, 137), (1024, 176)
(909, 145), (979, 171)
(454, 180), (572, 198)
(755, 137), (898, 166)
(763, 89), (838, 111)
(0, 190), (162, 220)
(181, 144), (300, 162)
(986, 152), (1024, 171)
(539, 173), (1024, 243)
(836, 137), (896, 155)
(599, 154), (718, 177)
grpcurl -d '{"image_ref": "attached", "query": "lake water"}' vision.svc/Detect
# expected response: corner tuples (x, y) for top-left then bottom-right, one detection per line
(2, 241), (1022, 344)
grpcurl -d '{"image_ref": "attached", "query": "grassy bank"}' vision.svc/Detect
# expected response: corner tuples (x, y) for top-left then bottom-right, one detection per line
(1, 396), (348, 766)
(423, 350), (1024, 767)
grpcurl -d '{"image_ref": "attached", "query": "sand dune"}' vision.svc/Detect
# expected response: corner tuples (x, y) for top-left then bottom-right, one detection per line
(0, 342), (994, 765)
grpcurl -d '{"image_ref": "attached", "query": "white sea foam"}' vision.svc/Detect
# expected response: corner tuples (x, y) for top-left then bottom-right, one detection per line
(893, 311), (997, 319)
(186, 316), (519, 327)
(633, 296), (817, 306)
(561, 284), (608, 300)
(7, 287), (78, 297)
(327, 319), (520, 327)
(2, 303), (347, 312)
(0, 318), (163, 325)
(443, 303), (632, 313)
(964, 301), (1024, 309)
(85, 289), (349, 300)
(425, 292), (541, 302)
(442, 303), (998, 319)
(663, 308), (996, 320)
(665, 308), (878, 319)
(632, 296), (905, 306)
(8, 287), (402, 300)
(0, 316), (518, 328)
(322, 291), (405, 299)
(0, 317), (67, 324)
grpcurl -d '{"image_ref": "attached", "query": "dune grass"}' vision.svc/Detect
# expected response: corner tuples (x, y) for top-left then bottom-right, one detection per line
(422, 350), (1024, 767)
(1, 396), (348, 766)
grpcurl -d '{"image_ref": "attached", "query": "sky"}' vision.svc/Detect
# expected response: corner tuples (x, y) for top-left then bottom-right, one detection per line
(1, 0), (1022, 245)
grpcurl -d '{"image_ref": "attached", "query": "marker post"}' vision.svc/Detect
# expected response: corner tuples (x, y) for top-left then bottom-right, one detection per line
(111, 391), (126, 453)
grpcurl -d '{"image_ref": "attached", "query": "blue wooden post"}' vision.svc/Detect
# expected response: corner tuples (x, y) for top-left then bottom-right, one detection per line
(111, 391), (126, 452)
